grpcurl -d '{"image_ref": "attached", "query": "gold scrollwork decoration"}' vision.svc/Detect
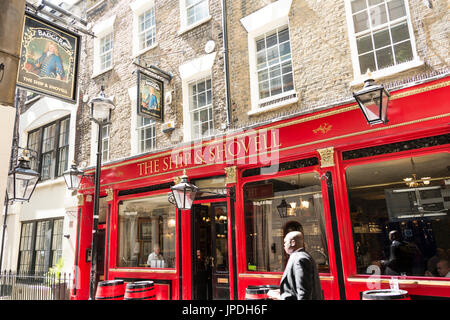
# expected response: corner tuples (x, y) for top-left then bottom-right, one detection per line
(317, 147), (335, 168)
(313, 122), (333, 134)
(105, 188), (114, 202)
(225, 166), (237, 184)
(77, 194), (84, 206)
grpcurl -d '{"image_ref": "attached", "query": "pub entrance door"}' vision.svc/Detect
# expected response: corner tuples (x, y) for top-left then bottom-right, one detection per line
(191, 201), (230, 300)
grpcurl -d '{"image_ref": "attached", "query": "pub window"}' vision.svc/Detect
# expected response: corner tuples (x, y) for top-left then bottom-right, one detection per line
(183, 0), (209, 27)
(345, 0), (420, 79)
(255, 26), (294, 101)
(137, 116), (156, 153)
(189, 77), (213, 140)
(118, 194), (176, 269)
(92, 15), (115, 77)
(26, 116), (70, 181)
(138, 7), (156, 51)
(17, 218), (64, 274)
(243, 172), (330, 273)
(99, 32), (113, 72)
(346, 152), (450, 277)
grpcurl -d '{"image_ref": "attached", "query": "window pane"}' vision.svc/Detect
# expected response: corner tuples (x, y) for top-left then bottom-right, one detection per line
(370, 4), (387, 27)
(244, 173), (330, 273)
(259, 81), (270, 99)
(256, 38), (265, 52)
(279, 41), (291, 57)
(387, 0), (406, 21)
(278, 28), (290, 43)
(346, 153), (450, 277)
(34, 221), (52, 274)
(57, 146), (69, 176)
(256, 51), (267, 69)
(357, 34), (374, 54)
(353, 11), (369, 33)
(373, 29), (391, 49)
(282, 73), (294, 92)
(391, 22), (410, 43)
(359, 52), (376, 74)
(394, 41), (413, 64)
(376, 46), (394, 69)
(270, 77), (282, 96)
(351, 0), (367, 13)
(369, 0), (383, 5)
(118, 194), (176, 268)
(42, 124), (56, 153)
(266, 32), (277, 48)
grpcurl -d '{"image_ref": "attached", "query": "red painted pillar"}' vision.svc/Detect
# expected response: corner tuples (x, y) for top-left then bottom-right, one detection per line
(70, 194), (94, 300)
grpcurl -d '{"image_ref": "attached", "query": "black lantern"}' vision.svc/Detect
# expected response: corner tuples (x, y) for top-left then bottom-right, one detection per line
(277, 198), (291, 219)
(7, 154), (40, 202)
(63, 161), (86, 190)
(353, 75), (390, 125)
(170, 170), (199, 210)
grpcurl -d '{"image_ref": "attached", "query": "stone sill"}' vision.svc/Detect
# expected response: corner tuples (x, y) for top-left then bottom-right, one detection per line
(132, 43), (159, 59)
(248, 92), (299, 116)
(350, 59), (425, 88)
(91, 65), (114, 79)
(178, 15), (212, 36)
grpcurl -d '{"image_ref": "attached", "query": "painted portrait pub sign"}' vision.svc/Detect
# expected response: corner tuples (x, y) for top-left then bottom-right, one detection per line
(16, 12), (80, 103)
(137, 70), (164, 122)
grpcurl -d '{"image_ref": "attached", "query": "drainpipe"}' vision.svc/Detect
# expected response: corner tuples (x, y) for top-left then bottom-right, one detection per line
(221, 0), (232, 127)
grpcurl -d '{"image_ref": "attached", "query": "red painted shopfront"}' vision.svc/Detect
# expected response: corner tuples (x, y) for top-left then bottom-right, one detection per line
(71, 76), (450, 300)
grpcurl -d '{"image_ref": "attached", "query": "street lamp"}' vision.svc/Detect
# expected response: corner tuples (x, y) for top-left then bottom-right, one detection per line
(63, 161), (88, 191)
(169, 170), (235, 210)
(6, 150), (40, 202)
(88, 86), (115, 300)
(65, 86), (115, 300)
(169, 171), (199, 210)
(353, 71), (390, 125)
(1, 147), (40, 270)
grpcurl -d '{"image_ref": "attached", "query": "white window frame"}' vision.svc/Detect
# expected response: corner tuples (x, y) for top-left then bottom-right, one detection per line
(101, 124), (110, 163)
(178, 0), (211, 35)
(240, 0), (298, 116)
(130, 0), (157, 57)
(137, 117), (156, 153)
(344, 0), (423, 85)
(188, 77), (214, 140)
(179, 52), (216, 142)
(92, 15), (116, 78)
(128, 86), (157, 156)
(99, 33), (113, 71)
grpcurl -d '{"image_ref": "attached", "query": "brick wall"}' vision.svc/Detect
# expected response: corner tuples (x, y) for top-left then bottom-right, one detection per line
(76, 0), (449, 165)
(227, 0), (449, 128)
(76, 0), (227, 165)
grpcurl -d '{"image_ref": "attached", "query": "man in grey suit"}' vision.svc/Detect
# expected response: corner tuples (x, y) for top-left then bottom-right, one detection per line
(268, 231), (323, 300)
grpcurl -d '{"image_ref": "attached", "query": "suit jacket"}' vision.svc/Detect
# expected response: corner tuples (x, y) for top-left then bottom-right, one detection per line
(384, 240), (412, 275)
(280, 248), (323, 300)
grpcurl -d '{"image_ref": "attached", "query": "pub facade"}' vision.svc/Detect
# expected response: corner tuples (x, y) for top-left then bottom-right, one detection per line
(70, 0), (449, 300)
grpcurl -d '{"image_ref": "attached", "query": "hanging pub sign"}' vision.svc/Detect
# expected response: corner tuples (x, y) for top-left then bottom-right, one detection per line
(137, 70), (164, 121)
(16, 12), (80, 103)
